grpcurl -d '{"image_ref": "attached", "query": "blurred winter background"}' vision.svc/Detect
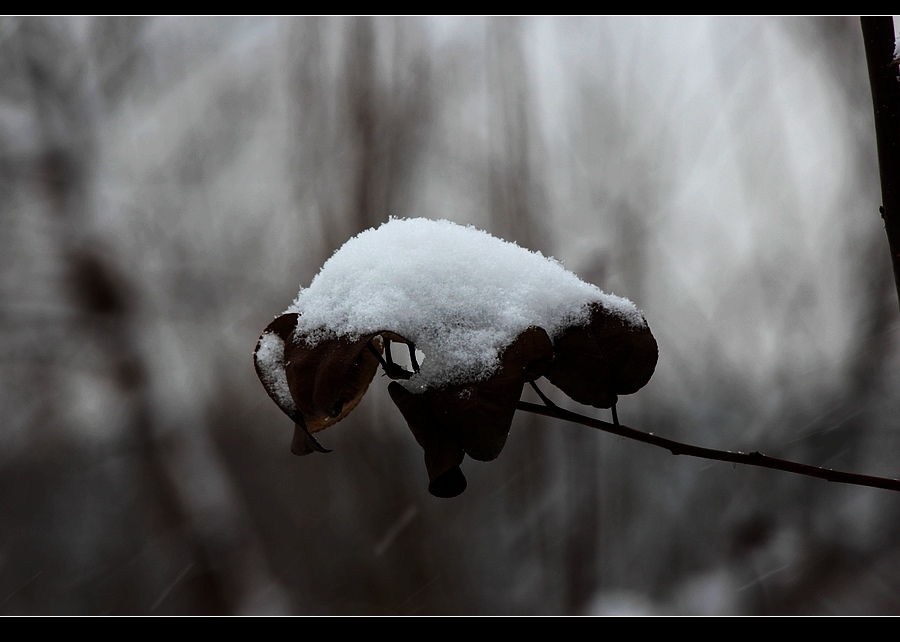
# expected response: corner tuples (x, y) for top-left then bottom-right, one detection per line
(2, 16), (899, 615)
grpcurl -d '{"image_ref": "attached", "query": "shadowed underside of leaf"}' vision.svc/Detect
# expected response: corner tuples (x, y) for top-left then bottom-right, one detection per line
(254, 302), (657, 496)
(284, 331), (381, 432)
(254, 313), (382, 455)
(388, 381), (467, 498)
(388, 327), (553, 497)
(543, 303), (658, 409)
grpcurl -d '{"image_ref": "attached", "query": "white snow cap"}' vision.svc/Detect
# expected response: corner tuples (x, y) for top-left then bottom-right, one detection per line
(288, 217), (646, 389)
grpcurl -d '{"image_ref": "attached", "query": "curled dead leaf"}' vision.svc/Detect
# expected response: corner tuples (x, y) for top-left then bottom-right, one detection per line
(387, 326), (553, 497)
(543, 302), (658, 409)
(254, 307), (656, 497)
(254, 313), (381, 455)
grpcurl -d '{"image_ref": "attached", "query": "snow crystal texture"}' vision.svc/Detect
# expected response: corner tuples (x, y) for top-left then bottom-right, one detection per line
(287, 218), (645, 390)
(255, 331), (294, 412)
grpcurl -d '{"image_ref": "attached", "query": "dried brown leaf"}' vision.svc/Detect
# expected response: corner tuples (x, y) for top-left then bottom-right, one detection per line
(543, 303), (658, 408)
(254, 313), (382, 455)
(255, 302), (656, 496)
(387, 326), (553, 496)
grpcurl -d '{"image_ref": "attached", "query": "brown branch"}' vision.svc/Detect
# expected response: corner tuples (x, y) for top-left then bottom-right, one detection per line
(516, 400), (900, 493)
(861, 17), (900, 311)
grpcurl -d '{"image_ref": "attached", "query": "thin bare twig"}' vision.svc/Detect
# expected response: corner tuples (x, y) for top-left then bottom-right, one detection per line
(516, 400), (900, 493)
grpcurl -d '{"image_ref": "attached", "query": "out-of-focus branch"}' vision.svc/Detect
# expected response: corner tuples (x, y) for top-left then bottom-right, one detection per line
(19, 17), (286, 614)
(517, 400), (900, 493)
(861, 17), (900, 311)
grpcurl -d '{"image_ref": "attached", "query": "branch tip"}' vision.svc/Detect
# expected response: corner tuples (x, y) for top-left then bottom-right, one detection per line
(516, 400), (900, 494)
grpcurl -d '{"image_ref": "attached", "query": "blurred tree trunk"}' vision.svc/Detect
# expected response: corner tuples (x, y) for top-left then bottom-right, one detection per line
(13, 17), (286, 614)
(486, 17), (550, 254)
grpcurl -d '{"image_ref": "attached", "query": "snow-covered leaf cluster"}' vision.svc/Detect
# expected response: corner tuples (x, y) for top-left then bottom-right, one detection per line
(254, 218), (657, 496)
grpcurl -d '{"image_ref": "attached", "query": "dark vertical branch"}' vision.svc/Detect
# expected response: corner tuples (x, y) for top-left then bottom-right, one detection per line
(861, 17), (900, 310)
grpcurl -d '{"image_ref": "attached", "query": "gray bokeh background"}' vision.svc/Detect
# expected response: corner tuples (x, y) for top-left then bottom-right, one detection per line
(2, 16), (899, 615)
